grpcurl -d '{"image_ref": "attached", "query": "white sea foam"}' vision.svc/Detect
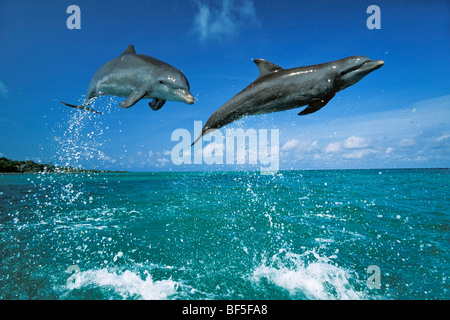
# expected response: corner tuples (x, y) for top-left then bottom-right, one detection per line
(74, 268), (179, 300)
(251, 249), (365, 300)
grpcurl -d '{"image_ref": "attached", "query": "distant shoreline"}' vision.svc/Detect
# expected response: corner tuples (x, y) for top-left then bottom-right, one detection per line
(1, 156), (448, 174)
(0, 168), (450, 175)
(0, 171), (128, 174)
(0, 157), (127, 174)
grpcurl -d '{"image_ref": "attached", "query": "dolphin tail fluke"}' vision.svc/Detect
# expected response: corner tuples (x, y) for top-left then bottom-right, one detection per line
(59, 101), (102, 114)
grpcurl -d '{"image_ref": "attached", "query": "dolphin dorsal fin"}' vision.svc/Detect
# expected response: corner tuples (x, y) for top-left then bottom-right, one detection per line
(253, 59), (283, 77)
(121, 44), (136, 56)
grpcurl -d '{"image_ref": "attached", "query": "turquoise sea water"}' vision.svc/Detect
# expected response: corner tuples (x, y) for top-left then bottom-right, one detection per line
(0, 169), (448, 300)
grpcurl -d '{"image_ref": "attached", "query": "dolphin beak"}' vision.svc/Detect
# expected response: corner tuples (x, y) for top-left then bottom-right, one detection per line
(177, 90), (195, 104)
(339, 58), (384, 91)
(185, 93), (195, 104)
(372, 60), (384, 69)
(361, 59), (384, 72)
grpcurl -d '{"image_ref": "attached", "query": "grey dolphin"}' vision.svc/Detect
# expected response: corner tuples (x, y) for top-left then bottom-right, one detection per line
(192, 56), (383, 145)
(60, 44), (194, 114)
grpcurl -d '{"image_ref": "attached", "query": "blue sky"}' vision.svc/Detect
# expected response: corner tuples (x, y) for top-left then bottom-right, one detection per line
(0, 0), (449, 171)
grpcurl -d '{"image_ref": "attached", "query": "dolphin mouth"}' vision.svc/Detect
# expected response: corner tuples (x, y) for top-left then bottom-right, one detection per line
(337, 58), (384, 91)
(173, 88), (195, 104)
(185, 94), (195, 104)
(359, 60), (384, 72)
(179, 91), (195, 104)
(341, 59), (384, 79)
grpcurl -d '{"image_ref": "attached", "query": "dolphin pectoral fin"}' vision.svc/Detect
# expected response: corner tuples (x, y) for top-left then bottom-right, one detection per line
(298, 102), (325, 116)
(59, 101), (102, 114)
(148, 99), (166, 111)
(298, 93), (335, 116)
(119, 90), (146, 109)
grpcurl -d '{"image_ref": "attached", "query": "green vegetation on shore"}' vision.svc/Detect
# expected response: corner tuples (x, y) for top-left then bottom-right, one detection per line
(0, 157), (117, 173)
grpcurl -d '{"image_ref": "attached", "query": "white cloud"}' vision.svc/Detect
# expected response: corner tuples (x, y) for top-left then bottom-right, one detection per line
(157, 158), (170, 163)
(436, 134), (450, 142)
(342, 149), (376, 159)
(281, 139), (318, 154)
(326, 136), (369, 153)
(98, 151), (116, 163)
(193, 0), (259, 42)
(282, 139), (300, 151)
(325, 142), (341, 153)
(0, 81), (9, 98)
(156, 157), (170, 167)
(399, 139), (416, 147)
(343, 136), (369, 149)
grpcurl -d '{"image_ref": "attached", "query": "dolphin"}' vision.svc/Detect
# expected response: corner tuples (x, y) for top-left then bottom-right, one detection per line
(60, 44), (195, 114)
(192, 56), (384, 145)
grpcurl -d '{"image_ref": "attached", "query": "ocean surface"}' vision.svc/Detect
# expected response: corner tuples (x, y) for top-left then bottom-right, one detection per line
(0, 169), (448, 300)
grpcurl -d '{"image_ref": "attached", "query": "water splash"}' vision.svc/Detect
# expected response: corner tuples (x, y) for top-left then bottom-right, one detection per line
(34, 97), (118, 208)
(54, 98), (109, 170)
(64, 267), (179, 300)
(251, 248), (366, 300)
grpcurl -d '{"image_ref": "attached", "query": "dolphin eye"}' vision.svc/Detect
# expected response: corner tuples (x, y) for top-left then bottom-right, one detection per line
(159, 80), (173, 86)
